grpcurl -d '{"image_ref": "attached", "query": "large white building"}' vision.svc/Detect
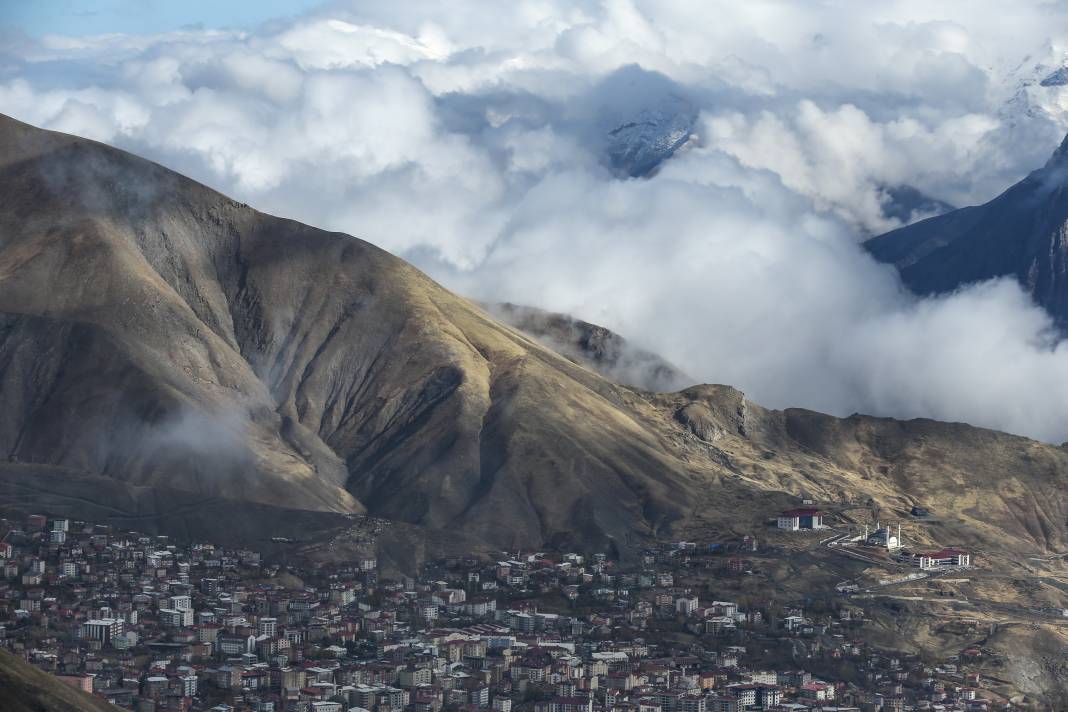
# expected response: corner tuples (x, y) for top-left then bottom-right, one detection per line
(914, 548), (970, 570)
(777, 509), (824, 531)
(82, 618), (124, 643)
(257, 617), (277, 637)
(158, 608), (194, 628)
(167, 595), (191, 611)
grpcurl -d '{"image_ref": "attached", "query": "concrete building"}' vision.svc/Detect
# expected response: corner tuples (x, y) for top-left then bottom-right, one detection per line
(777, 509), (824, 531)
(914, 548), (970, 569)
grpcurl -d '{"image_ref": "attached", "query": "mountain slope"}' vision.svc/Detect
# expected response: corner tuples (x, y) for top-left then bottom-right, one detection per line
(0, 649), (116, 712)
(604, 94), (697, 178)
(485, 302), (691, 392)
(878, 184), (955, 225)
(867, 134), (1068, 323)
(664, 385), (1068, 557)
(0, 112), (714, 551)
(5, 112), (1068, 571)
(10, 113), (1068, 702)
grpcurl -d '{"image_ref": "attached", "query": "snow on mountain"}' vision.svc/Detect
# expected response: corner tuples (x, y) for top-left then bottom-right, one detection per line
(604, 95), (698, 178)
(996, 43), (1068, 134)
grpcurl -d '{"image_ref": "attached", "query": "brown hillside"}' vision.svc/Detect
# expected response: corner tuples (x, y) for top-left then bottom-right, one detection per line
(2, 111), (1068, 569)
(0, 649), (116, 712)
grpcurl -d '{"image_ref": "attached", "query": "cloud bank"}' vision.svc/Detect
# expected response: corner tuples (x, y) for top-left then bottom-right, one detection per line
(5, 1), (1068, 441)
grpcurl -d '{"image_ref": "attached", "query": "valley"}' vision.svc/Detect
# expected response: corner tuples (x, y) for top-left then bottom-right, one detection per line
(2, 112), (1068, 704)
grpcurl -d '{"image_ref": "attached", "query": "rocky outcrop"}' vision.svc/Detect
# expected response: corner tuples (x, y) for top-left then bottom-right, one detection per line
(487, 302), (691, 392)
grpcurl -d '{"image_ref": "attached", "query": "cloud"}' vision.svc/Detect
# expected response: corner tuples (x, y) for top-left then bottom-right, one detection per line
(5, 1), (1068, 441)
(704, 102), (1000, 233)
(142, 407), (253, 463)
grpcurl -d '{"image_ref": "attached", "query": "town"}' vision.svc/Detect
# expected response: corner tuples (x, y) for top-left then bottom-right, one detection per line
(0, 510), (1006, 712)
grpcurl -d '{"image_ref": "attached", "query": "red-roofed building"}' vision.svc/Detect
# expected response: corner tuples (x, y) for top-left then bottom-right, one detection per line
(799, 680), (835, 701)
(777, 509), (824, 531)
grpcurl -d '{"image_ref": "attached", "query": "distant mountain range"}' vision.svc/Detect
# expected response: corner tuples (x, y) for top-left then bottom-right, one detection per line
(867, 133), (1068, 325)
(597, 96), (956, 230)
(3, 112), (1068, 578)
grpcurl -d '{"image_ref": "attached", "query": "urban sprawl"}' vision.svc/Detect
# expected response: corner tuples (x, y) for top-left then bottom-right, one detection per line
(0, 511), (1000, 712)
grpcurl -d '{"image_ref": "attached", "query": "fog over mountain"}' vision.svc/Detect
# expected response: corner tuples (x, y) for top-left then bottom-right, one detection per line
(6, 1), (1068, 440)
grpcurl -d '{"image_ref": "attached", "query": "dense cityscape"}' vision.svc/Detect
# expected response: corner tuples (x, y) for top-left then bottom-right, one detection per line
(0, 512), (1006, 712)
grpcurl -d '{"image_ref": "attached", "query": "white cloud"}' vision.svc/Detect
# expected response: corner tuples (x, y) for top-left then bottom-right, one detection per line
(705, 102), (1001, 232)
(4, 1), (1068, 440)
(275, 19), (449, 70)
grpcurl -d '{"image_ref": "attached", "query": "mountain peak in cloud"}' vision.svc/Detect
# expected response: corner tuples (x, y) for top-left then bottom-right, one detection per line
(878, 184), (956, 225)
(585, 64), (698, 178)
(1039, 66), (1068, 87)
(605, 93), (697, 178)
(868, 132), (1068, 325)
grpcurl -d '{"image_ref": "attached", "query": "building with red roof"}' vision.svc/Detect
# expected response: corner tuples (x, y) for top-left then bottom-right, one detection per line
(777, 509), (825, 531)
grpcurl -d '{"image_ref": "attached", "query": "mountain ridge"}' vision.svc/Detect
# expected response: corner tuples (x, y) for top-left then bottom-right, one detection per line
(0, 112), (711, 554)
(3, 112), (1068, 577)
(866, 132), (1068, 325)
(485, 302), (692, 393)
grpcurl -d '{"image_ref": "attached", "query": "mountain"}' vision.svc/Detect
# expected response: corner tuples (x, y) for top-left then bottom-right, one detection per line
(1041, 66), (1068, 87)
(866, 133), (1068, 323)
(0, 649), (115, 712)
(878, 184), (955, 226)
(998, 46), (1068, 132)
(11, 113), (1068, 695)
(5, 111), (1068, 577)
(604, 94), (697, 178)
(485, 302), (691, 393)
(0, 112), (721, 554)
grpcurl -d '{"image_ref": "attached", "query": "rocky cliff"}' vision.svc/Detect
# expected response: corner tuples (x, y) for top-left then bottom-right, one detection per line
(867, 134), (1068, 325)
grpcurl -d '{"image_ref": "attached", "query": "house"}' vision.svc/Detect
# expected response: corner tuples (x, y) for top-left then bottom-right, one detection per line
(755, 684), (781, 708)
(675, 596), (699, 616)
(723, 684), (756, 707)
(799, 681), (835, 701)
(464, 597), (497, 617)
(914, 548), (970, 569)
(706, 696), (738, 712)
(56, 673), (94, 693)
(776, 509), (824, 531)
(512, 652), (553, 681)
(781, 615), (806, 631)
(534, 697), (594, 712)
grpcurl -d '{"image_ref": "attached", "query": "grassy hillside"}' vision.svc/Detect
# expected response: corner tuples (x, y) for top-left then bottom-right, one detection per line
(0, 650), (115, 712)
